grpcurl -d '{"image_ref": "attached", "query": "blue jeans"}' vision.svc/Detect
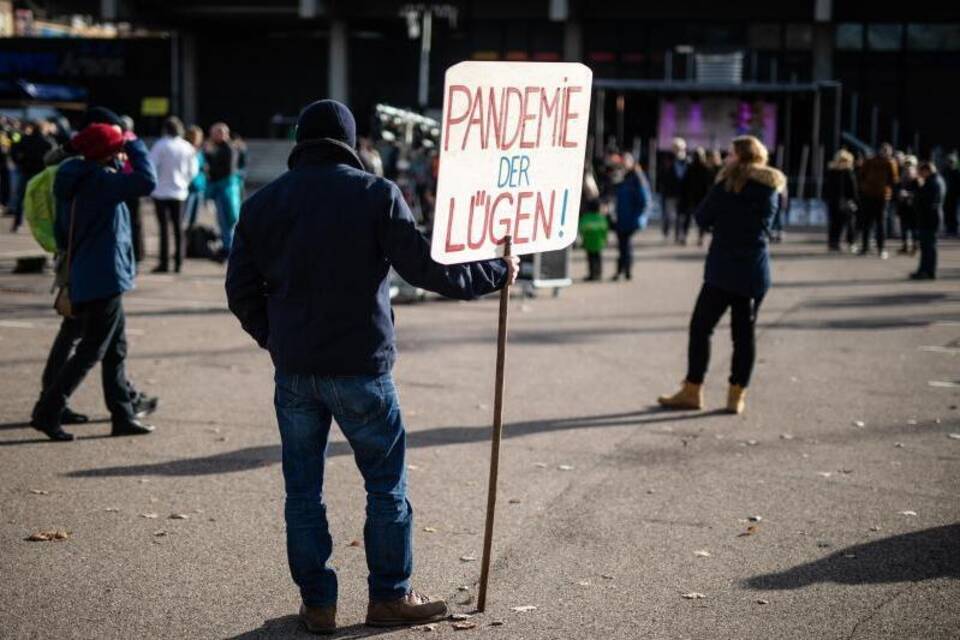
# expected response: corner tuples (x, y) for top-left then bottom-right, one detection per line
(274, 370), (412, 607)
(208, 177), (240, 253)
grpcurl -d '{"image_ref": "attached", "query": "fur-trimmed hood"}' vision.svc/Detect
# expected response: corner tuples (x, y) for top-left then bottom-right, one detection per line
(718, 164), (787, 193)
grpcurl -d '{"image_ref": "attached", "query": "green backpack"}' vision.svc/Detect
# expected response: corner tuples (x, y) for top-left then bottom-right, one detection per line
(24, 164), (60, 253)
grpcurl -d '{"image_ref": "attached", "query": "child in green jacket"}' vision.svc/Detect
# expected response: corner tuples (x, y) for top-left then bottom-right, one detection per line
(579, 199), (609, 281)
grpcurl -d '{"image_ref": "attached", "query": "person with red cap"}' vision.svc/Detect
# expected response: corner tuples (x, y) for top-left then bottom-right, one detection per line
(30, 122), (157, 441)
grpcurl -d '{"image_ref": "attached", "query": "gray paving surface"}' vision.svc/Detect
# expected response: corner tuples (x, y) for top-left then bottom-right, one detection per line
(1, 207), (958, 639)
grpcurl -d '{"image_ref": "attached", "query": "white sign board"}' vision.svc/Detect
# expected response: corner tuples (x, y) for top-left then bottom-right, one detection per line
(431, 61), (593, 265)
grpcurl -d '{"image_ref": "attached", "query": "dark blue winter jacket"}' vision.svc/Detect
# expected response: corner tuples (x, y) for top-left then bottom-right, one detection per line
(694, 165), (785, 299)
(54, 139), (157, 304)
(225, 144), (508, 376)
(614, 170), (650, 233)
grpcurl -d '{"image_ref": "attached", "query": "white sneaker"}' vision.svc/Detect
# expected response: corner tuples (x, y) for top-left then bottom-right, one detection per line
(879, 250), (889, 260)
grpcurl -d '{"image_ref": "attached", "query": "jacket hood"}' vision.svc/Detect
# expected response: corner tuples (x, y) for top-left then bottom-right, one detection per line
(287, 138), (365, 171)
(718, 164), (787, 193)
(289, 99), (364, 171)
(54, 157), (101, 200)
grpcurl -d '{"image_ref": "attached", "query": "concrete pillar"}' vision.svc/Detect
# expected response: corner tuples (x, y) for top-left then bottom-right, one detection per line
(299, 0), (318, 19)
(180, 33), (198, 125)
(100, 0), (118, 21)
(328, 19), (348, 104)
(812, 0), (833, 81)
(563, 21), (582, 62)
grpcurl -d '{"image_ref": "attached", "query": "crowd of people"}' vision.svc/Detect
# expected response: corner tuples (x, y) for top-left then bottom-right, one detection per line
(578, 135), (957, 283)
(3, 111), (249, 270)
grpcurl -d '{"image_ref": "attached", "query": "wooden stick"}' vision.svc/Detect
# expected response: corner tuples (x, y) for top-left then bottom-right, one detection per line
(477, 236), (512, 613)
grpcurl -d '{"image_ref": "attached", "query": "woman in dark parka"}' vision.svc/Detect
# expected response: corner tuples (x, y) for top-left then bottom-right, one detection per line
(658, 135), (785, 415)
(823, 149), (860, 251)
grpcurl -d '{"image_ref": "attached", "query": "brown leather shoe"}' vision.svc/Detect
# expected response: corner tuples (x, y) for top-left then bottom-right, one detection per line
(366, 591), (448, 627)
(300, 603), (336, 635)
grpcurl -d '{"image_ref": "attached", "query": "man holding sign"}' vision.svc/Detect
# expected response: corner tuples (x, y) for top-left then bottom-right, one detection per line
(225, 99), (518, 633)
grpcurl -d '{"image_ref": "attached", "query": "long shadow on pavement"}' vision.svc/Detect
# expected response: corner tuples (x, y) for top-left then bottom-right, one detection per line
(63, 408), (724, 477)
(743, 524), (960, 589)
(225, 615), (397, 639)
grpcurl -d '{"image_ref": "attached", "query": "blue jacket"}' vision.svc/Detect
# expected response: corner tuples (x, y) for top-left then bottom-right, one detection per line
(614, 170), (650, 233)
(54, 139), (157, 304)
(225, 144), (508, 376)
(695, 165), (785, 299)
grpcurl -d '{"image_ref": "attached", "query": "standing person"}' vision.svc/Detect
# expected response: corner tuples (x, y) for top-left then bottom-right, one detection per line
(119, 115), (145, 263)
(30, 124), (157, 441)
(941, 152), (959, 237)
(578, 198), (608, 281)
(10, 120), (54, 231)
(33, 107), (158, 427)
(205, 122), (241, 261)
(857, 143), (899, 259)
(225, 100), (518, 633)
(895, 156), (920, 255)
(823, 149), (860, 251)
(911, 162), (945, 280)
(657, 136), (784, 415)
(659, 138), (688, 242)
(681, 147), (714, 246)
(183, 125), (207, 229)
(612, 153), (650, 281)
(148, 116), (198, 274)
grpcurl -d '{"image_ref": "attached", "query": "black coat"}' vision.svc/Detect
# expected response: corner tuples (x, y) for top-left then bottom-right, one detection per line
(823, 167), (859, 211)
(694, 166), (785, 299)
(225, 145), (507, 376)
(916, 174), (945, 231)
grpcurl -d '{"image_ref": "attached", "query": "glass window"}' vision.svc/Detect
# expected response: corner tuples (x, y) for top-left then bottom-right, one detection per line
(748, 23), (780, 50)
(785, 23), (812, 50)
(867, 24), (903, 51)
(835, 23), (863, 50)
(907, 24), (960, 51)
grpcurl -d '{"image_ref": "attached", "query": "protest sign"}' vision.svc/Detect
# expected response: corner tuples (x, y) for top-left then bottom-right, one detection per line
(431, 61), (593, 265)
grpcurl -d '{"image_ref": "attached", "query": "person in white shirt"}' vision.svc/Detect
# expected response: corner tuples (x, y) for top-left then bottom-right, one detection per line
(148, 116), (198, 273)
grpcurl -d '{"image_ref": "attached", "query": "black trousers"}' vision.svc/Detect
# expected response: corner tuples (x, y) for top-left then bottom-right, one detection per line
(945, 195), (958, 236)
(616, 230), (635, 277)
(827, 203), (855, 249)
(127, 197), (144, 262)
(859, 197), (887, 253)
(917, 228), (937, 276)
(586, 250), (602, 280)
(686, 283), (762, 388)
(154, 198), (184, 271)
(34, 295), (135, 426)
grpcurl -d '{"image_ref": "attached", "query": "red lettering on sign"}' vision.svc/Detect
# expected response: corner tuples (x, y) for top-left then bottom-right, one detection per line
(444, 85), (471, 152)
(444, 197), (465, 252)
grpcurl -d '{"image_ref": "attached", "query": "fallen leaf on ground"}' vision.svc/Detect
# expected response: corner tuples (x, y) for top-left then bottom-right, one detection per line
(452, 621), (477, 630)
(780, 434), (794, 440)
(414, 623), (437, 632)
(508, 498), (521, 504)
(693, 550), (712, 557)
(29, 489), (49, 495)
(459, 555), (477, 562)
(739, 525), (759, 537)
(169, 513), (189, 520)
(744, 440), (759, 446)
(450, 613), (472, 621)
(899, 510), (918, 516)
(894, 442), (904, 448)
(757, 599), (769, 605)
(601, 574), (615, 580)
(103, 507), (120, 513)
(153, 530), (167, 537)
(817, 472), (833, 478)
(457, 586), (470, 591)
(748, 515), (763, 522)
(533, 463), (548, 469)
(681, 592), (705, 600)
(489, 620), (505, 626)
(511, 605), (537, 612)
(869, 526), (882, 532)
(948, 433), (960, 440)
(852, 420), (865, 428)
(576, 580), (591, 586)
(25, 530), (70, 542)
(347, 539), (362, 547)
(557, 465), (574, 471)
(140, 513), (158, 519)
(422, 527), (437, 533)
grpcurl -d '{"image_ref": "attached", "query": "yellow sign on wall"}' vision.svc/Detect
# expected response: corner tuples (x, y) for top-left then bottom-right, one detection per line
(141, 97), (170, 117)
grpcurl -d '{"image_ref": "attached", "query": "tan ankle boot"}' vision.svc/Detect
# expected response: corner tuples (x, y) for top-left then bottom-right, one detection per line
(657, 381), (703, 410)
(366, 591), (448, 627)
(300, 603), (336, 635)
(726, 384), (747, 415)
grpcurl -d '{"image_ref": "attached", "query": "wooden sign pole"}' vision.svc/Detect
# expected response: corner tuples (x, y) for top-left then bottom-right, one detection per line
(477, 236), (513, 613)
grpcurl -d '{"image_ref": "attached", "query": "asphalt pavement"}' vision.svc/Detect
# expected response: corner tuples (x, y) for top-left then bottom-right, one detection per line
(1, 209), (958, 639)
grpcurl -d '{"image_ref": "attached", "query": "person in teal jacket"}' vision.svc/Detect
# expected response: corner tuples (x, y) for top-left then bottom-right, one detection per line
(204, 122), (241, 261)
(578, 198), (609, 281)
(184, 125), (207, 228)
